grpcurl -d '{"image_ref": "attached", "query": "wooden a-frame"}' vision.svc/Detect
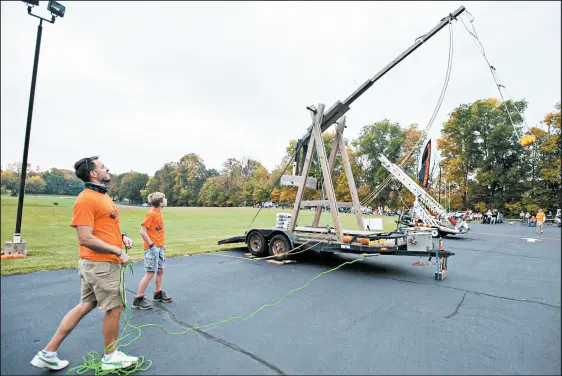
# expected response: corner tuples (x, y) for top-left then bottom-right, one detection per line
(289, 103), (365, 241)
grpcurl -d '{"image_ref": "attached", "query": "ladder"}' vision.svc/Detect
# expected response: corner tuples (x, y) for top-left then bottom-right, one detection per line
(378, 155), (447, 217)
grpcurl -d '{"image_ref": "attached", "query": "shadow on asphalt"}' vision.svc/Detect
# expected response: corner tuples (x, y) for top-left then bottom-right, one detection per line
(225, 246), (427, 280)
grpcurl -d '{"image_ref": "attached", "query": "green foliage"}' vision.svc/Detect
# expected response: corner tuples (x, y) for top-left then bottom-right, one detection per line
(108, 173), (122, 200)
(504, 202), (522, 215)
(119, 172), (149, 204)
(198, 176), (228, 207)
(173, 154), (207, 207)
(42, 168), (83, 195)
(1, 169), (19, 191)
(474, 202), (487, 213)
(353, 120), (404, 192)
(526, 204), (539, 215)
(525, 102), (561, 209)
(25, 176), (46, 194)
(1, 100), (558, 214)
(438, 98), (528, 209)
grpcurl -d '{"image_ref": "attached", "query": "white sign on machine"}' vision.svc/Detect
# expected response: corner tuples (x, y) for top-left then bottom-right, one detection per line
(276, 213), (292, 230)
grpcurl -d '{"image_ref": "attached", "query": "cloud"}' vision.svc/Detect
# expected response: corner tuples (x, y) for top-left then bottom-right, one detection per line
(1, 1), (560, 176)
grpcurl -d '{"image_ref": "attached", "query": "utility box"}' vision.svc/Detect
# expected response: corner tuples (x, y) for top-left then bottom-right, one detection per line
(3, 240), (28, 257)
(404, 230), (433, 253)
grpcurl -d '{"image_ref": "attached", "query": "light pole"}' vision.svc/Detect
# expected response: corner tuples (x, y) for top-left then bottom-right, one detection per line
(5, 1), (65, 256)
(438, 163), (442, 206)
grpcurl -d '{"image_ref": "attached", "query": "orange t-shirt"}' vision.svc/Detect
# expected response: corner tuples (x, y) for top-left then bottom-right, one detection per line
(537, 212), (545, 222)
(141, 208), (165, 250)
(70, 189), (122, 264)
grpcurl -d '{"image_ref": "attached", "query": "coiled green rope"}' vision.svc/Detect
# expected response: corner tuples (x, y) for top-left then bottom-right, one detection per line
(66, 253), (368, 375)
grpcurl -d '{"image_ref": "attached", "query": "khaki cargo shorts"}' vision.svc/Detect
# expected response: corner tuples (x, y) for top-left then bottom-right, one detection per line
(78, 258), (123, 312)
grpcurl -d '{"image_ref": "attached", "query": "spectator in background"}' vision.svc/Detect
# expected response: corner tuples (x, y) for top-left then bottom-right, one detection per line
(529, 214), (537, 227)
(536, 208), (545, 234)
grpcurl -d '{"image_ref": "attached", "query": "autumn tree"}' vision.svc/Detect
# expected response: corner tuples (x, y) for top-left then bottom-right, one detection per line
(1, 169), (19, 192)
(352, 120), (404, 207)
(198, 176), (229, 207)
(242, 164), (271, 206)
(42, 168), (83, 195)
(173, 154), (207, 206)
(437, 98), (527, 209)
(120, 172), (149, 204)
(109, 173), (122, 200)
(520, 102), (561, 211)
(25, 176), (46, 194)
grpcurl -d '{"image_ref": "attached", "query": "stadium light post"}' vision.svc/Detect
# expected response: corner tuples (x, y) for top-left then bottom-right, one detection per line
(438, 163), (442, 206)
(5, 1), (65, 256)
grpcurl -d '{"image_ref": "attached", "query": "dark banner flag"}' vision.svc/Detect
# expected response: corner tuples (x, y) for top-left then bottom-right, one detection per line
(418, 140), (431, 188)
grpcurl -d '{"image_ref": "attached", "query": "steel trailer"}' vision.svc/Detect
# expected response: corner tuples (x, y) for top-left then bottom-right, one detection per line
(218, 227), (454, 280)
(218, 7), (465, 280)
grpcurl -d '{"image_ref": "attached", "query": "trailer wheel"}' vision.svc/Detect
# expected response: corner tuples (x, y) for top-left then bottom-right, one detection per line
(247, 231), (268, 257)
(431, 229), (439, 238)
(269, 234), (291, 261)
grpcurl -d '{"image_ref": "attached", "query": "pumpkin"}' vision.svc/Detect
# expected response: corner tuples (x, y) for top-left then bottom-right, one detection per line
(358, 238), (369, 245)
(342, 235), (353, 243)
(1, 254), (25, 260)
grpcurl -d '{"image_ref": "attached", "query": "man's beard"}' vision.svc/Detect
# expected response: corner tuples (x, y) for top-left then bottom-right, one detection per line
(101, 177), (111, 184)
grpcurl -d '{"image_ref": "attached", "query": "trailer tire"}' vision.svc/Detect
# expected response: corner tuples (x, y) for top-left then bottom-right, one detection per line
(431, 229), (439, 238)
(269, 234), (291, 261)
(247, 231), (268, 257)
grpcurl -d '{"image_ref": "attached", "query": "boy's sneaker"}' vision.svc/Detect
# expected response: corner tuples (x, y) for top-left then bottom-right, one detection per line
(154, 290), (172, 302)
(101, 350), (138, 371)
(132, 296), (153, 310)
(30, 350), (69, 370)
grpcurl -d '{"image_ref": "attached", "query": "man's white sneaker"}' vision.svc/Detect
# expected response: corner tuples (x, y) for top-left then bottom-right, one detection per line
(101, 350), (139, 371)
(30, 351), (69, 370)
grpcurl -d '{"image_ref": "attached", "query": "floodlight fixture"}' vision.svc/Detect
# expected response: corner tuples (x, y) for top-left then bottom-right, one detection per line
(22, 0), (39, 6)
(47, 0), (65, 18)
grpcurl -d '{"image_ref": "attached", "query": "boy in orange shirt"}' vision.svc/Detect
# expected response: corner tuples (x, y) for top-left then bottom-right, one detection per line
(133, 192), (172, 309)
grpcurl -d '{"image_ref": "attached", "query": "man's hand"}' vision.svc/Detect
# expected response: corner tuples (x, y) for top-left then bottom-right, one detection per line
(122, 235), (133, 249)
(118, 250), (130, 265)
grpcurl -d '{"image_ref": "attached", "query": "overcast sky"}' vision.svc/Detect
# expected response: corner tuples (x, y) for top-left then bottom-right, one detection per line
(1, 1), (560, 176)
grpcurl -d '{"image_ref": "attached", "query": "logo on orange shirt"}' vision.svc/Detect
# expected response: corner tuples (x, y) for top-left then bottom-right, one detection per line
(109, 207), (119, 222)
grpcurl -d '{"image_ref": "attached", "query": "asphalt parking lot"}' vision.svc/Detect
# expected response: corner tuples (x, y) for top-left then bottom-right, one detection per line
(1, 222), (560, 375)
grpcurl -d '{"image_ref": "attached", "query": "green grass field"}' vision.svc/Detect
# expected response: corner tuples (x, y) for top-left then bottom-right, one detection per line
(1, 195), (398, 276)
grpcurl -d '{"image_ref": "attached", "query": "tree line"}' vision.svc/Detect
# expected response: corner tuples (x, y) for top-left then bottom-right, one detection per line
(1, 99), (560, 214)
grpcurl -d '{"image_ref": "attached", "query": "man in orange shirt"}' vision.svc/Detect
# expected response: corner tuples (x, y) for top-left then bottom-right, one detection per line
(536, 208), (546, 234)
(133, 192), (172, 310)
(30, 156), (138, 372)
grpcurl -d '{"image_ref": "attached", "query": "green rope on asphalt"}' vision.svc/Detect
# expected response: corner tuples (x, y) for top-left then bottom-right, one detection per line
(66, 253), (368, 375)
